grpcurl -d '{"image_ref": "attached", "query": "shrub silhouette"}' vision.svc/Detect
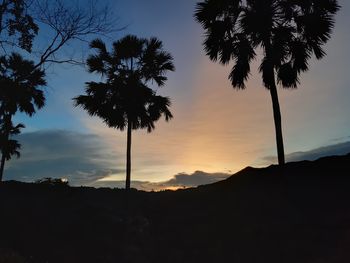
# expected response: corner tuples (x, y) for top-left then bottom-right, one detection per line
(35, 177), (69, 186)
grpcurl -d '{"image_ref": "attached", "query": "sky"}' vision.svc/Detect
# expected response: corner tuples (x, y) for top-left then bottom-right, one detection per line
(5, 0), (350, 190)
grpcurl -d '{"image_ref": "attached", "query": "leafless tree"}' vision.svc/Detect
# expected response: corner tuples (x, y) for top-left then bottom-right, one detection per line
(0, 0), (120, 69)
(31, 0), (120, 69)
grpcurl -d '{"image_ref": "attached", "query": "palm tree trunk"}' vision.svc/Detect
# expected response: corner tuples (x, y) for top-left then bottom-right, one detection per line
(269, 79), (285, 165)
(125, 121), (132, 190)
(0, 114), (11, 182)
(0, 152), (6, 182)
(263, 40), (285, 166)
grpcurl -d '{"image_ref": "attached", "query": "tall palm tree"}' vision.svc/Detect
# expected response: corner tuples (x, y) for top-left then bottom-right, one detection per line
(0, 53), (46, 181)
(195, 0), (339, 165)
(74, 35), (174, 190)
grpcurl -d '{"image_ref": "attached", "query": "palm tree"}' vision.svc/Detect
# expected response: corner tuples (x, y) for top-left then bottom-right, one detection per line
(195, 0), (339, 165)
(0, 119), (25, 181)
(0, 53), (46, 181)
(74, 35), (174, 190)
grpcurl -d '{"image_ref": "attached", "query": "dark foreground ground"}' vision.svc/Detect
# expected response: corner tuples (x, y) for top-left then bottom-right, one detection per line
(1, 154), (350, 263)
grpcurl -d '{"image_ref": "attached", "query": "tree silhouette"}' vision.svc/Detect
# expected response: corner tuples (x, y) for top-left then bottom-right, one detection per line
(0, 53), (46, 181)
(195, 0), (339, 165)
(0, 119), (24, 181)
(0, 0), (117, 181)
(74, 35), (174, 190)
(0, 0), (38, 53)
(0, 0), (117, 67)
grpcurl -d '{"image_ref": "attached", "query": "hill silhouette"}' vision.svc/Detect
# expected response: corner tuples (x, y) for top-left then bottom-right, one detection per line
(1, 153), (350, 262)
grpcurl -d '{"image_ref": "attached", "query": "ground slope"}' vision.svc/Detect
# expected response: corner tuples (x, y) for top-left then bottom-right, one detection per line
(1, 153), (350, 263)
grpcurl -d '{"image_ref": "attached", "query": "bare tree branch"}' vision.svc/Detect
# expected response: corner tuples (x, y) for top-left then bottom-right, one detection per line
(0, 0), (122, 68)
(43, 59), (84, 66)
(31, 0), (122, 69)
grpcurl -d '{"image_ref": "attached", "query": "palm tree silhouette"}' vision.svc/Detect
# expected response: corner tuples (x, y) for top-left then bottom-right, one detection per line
(195, 0), (339, 165)
(0, 53), (46, 181)
(74, 35), (174, 190)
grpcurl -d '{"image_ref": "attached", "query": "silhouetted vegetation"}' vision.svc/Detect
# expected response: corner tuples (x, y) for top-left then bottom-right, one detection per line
(0, 53), (46, 181)
(0, 0), (38, 53)
(74, 35), (174, 190)
(0, 2), (347, 262)
(0, 0), (117, 67)
(0, 121), (24, 181)
(195, 0), (340, 166)
(0, 0), (119, 181)
(35, 177), (69, 187)
(1, 154), (350, 262)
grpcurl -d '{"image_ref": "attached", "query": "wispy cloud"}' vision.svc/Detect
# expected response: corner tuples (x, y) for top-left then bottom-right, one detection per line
(262, 140), (350, 163)
(5, 130), (123, 185)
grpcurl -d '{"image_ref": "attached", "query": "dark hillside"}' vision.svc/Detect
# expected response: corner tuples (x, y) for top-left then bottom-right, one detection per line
(1, 154), (350, 262)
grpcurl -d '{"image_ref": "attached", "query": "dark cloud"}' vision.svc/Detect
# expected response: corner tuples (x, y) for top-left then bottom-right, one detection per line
(263, 140), (350, 163)
(4, 130), (231, 190)
(163, 171), (229, 187)
(5, 130), (123, 185)
(92, 171), (231, 191)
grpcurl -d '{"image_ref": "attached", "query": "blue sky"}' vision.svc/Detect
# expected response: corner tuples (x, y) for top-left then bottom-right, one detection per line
(6, 0), (350, 190)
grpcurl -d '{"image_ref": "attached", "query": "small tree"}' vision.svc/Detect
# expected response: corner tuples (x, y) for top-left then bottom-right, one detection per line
(195, 0), (339, 165)
(74, 35), (174, 190)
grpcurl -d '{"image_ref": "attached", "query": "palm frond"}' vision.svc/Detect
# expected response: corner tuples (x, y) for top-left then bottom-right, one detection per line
(141, 40), (175, 86)
(0, 53), (46, 117)
(277, 62), (299, 88)
(195, 0), (339, 90)
(3, 139), (22, 160)
(148, 95), (173, 122)
(76, 35), (174, 137)
(90, 38), (107, 52)
(259, 57), (274, 89)
(289, 39), (311, 73)
(113, 35), (145, 61)
(229, 36), (256, 89)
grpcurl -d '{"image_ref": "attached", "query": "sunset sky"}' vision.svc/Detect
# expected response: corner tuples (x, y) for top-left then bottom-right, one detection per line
(6, 0), (350, 190)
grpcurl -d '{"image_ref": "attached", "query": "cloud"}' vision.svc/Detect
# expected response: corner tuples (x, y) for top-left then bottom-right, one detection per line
(4, 129), (231, 191)
(262, 140), (350, 163)
(162, 170), (230, 187)
(5, 130), (123, 185)
(92, 170), (231, 191)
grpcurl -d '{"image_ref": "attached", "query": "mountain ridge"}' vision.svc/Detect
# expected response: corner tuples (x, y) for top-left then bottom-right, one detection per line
(1, 153), (350, 262)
